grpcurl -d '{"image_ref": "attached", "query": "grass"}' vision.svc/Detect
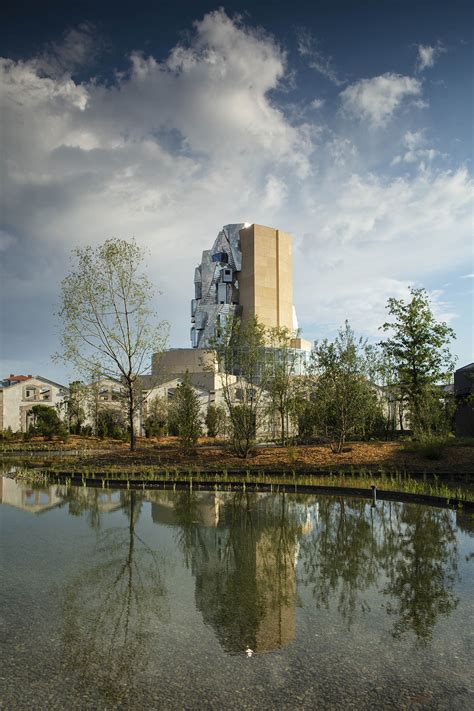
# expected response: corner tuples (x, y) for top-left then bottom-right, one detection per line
(8, 464), (474, 505)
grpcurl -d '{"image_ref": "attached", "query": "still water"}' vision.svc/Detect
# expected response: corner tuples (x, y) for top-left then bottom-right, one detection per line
(1, 477), (473, 709)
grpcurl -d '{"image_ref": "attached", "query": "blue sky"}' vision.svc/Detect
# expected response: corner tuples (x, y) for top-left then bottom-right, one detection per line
(1, 1), (472, 382)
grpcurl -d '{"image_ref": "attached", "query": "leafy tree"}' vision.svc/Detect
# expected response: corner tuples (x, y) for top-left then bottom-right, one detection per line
(168, 372), (202, 452)
(55, 239), (168, 450)
(209, 316), (268, 458)
(264, 327), (303, 445)
(144, 395), (169, 438)
(205, 403), (226, 437)
(310, 321), (382, 452)
(62, 380), (87, 434)
(97, 408), (127, 440)
(379, 288), (456, 435)
(30, 404), (67, 439)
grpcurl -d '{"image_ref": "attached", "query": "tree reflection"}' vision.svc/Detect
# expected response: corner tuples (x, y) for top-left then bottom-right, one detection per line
(59, 485), (124, 529)
(300, 498), (379, 623)
(383, 505), (459, 643)
(61, 490), (168, 706)
(170, 491), (308, 654)
(300, 498), (459, 644)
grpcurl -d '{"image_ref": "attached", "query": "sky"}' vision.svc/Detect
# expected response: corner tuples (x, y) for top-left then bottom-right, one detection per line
(1, 0), (473, 384)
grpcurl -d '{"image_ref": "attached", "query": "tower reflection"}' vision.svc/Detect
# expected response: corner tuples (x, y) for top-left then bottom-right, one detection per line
(150, 490), (313, 654)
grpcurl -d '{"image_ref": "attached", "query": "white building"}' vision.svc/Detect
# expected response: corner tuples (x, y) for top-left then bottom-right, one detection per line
(0, 375), (68, 432)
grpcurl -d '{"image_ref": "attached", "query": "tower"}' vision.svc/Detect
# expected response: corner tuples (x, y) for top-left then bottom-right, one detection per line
(191, 223), (296, 348)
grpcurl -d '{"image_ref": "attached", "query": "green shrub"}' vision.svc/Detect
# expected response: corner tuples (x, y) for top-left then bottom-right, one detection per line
(205, 404), (225, 437)
(0, 427), (14, 441)
(168, 374), (202, 452)
(404, 435), (449, 460)
(30, 405), (67, 440)
(97, 409), (127, 439)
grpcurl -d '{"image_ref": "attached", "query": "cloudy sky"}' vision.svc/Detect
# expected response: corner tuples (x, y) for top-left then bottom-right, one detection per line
(1, 0), (473, 383)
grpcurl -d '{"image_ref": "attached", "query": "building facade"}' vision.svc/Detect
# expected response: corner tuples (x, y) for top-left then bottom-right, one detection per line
(190, 223), (300, 349)
(0, 375), (68, 432)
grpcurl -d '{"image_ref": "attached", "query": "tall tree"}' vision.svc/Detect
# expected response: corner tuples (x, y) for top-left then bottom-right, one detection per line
(209, 315), (267, 458)
(264, 327), (303, 445)
(60, 380), (87, 434)
(55, 239), (168, 450)
(379, 287), (456, 434)
(310, 321), (382, 452)
(168, 372), (202, 452)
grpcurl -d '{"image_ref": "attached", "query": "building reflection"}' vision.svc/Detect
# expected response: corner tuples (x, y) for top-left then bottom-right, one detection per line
(150, 490), (315, 654)
(0, 476), (125, 522)
(0, 476), (64, 514)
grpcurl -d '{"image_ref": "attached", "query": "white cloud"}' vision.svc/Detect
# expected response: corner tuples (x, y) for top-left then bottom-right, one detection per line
(340, 73), (423, 127)
(391, 129), (440, 165)
(310, 98), (325, 110)
(37, 22), (101, 77)
(0, 10), (472, 374)
(296, 28), (343, 86)
(294, 167), (474, 334)
(404, 129), (425, 150)
(262, 175), (288, 209)
(460, 273), (474, 279)
(1, 10), (313, 359)
(417, 43), (445, 72)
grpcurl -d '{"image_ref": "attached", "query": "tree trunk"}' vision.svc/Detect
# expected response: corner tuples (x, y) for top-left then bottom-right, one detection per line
(128, 383), (135, 451)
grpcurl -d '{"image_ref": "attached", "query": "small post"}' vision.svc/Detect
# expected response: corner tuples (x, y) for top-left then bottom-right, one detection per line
(371, 485), (377, 507)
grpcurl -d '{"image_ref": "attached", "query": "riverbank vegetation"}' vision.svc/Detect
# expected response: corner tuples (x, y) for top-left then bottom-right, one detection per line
(1, 434), (473, 477)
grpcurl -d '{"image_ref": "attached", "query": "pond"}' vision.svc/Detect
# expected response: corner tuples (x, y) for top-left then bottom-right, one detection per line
(1, 477), (473, 709)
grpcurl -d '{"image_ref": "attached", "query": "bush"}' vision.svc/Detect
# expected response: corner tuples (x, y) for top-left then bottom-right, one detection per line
(168, 374), (202, 452)
(205, 404), (225, 437)
(30, 405), (67, 440)
(97, 409), (127, 439)
(0, 427), (14, 441)
(144, 395), (168, 438)
(403, 435), (449, 461)
(229, 404), (256, 458)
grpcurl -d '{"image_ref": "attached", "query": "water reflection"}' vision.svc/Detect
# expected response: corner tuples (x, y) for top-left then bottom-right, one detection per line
(0, 477), (467, 657)
(300, 498), (459, 644)
(61, 490), (168, 706)
(0, 475), (64, 513)
(150, 490), (314, 654)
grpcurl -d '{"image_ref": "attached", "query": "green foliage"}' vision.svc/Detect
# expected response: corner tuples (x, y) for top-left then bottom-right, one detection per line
(168, 373), (202, 452)
(144, 395), (168, 438)
(205, 404), (226, 437)
(63, 380), (87, 434)
(97, 409), (127, 440)
(380, 287), (456, 435)
(264, 326), (303, 445)
(403, 435), (450, 460)
(209, 316), (267, 458)
(30, 405), (68, 440)
(0, 427), (14, 441)
(295, 400), (316, 443)
(229, 404), (257, 455)
(310, 321), (383, 452)
(55, 238), (168, 450)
